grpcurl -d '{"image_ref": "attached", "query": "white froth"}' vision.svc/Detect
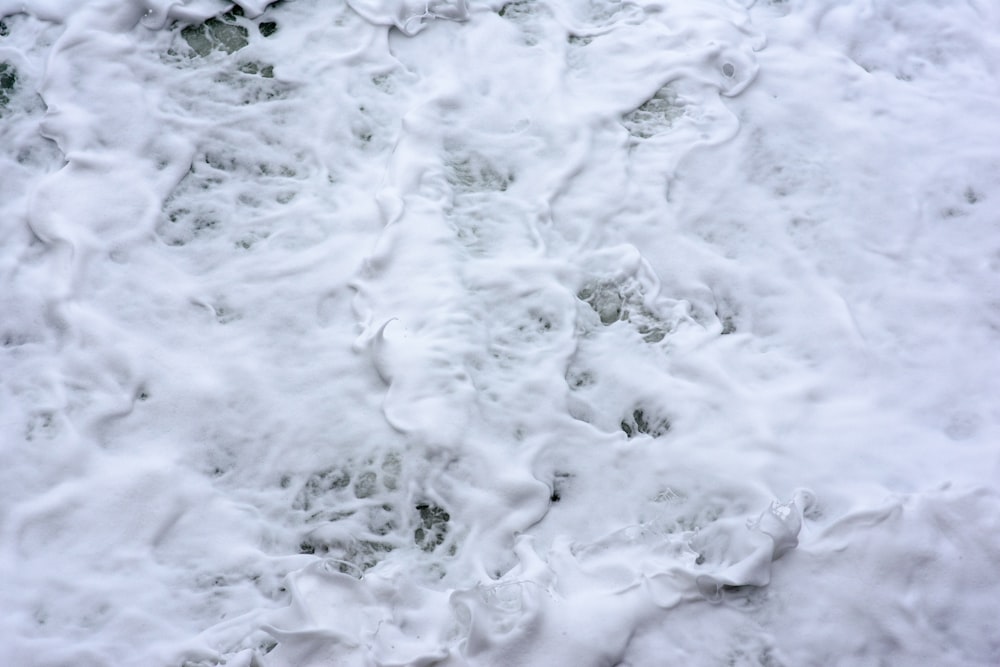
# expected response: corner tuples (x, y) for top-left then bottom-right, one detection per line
(1, 0), (999, 665)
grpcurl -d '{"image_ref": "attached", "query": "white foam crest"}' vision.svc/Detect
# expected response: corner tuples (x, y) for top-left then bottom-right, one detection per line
(3, 0), (1000, 664)
(347, 0), (468, 36)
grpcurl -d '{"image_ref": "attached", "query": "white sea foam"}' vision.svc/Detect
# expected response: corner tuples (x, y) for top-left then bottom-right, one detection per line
(2, 0), (999, 664)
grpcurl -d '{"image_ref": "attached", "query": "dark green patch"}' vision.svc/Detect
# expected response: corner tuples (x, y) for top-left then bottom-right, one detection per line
(448, 153), (514, 193)
(498, 0), (532, 19)
(238, 61), (275, 78)
(414, 503), (450, 552)
(550, 471), (572, 503)
(258, 21), (278, 37)
(620, 408), (670, 438)
(298, 536), (394, 572)
(368, 504), (396, 536)
(353, 470), (377, 499)
(381, 452), (401, 490)
(181, 17), (249, 56)
(192, 216), (218, 232)
(579, 278), (671, 341)
(0, 62), (17, 109)
(623, 86), (683, 139)
(578, 282), (624, 325)
(714, 300), (738, 335)
(637, 322), (666, 343)
(292, 467), (351, 511)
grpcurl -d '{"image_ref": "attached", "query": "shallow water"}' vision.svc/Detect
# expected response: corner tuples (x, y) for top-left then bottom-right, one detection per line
(2, 0), (999, 665)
